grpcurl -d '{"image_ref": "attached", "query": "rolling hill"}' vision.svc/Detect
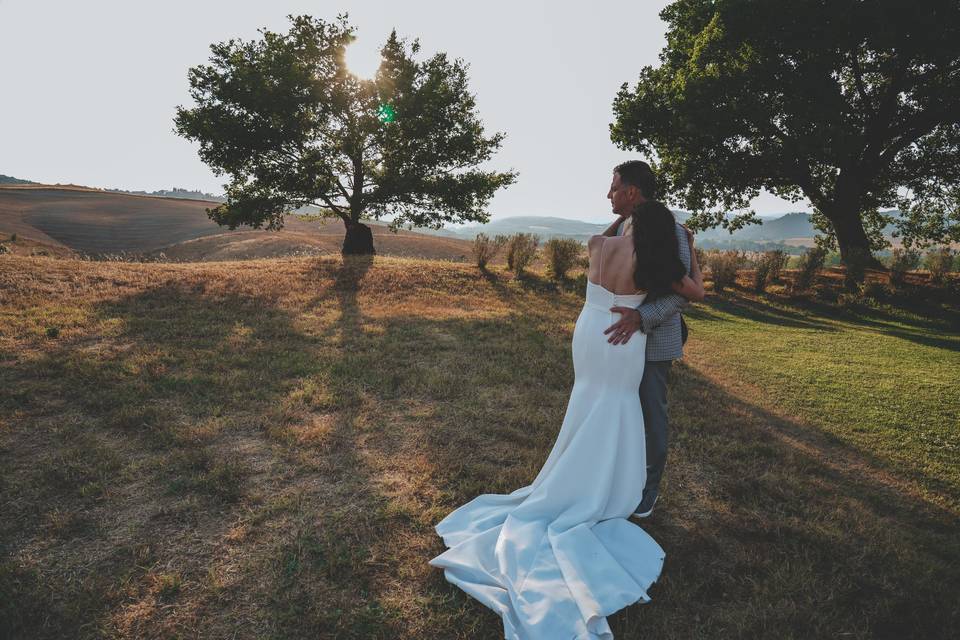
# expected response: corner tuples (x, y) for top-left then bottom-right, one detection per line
(0, 184), (477, 261)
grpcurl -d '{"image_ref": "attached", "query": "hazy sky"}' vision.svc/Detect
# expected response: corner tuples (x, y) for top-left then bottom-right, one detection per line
(0, 0), (811, 223)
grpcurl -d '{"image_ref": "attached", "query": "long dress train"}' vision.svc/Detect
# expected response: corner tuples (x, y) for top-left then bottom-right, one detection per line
(429, 279), (665, 640)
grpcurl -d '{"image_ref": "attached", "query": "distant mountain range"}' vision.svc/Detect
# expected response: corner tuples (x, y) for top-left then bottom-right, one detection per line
(409, 213), (823, 250)
(0, 174), (38, 185)
(411, 210), (903, 254)
(0, 175), (227, 201)
(413, 212), (822, 241)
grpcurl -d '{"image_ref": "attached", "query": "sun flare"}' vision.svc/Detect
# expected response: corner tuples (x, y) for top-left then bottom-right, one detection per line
(343, 41), (381, 80)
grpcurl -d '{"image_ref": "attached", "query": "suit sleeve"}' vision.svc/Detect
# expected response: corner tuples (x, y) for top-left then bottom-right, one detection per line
(634, 224), (691, 334)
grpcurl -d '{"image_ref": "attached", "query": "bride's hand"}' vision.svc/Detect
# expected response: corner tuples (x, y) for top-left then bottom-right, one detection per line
(604, 307), (642, 345)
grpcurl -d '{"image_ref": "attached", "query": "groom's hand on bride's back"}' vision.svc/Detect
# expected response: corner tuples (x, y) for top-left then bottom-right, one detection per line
(604, 307), (642, 345)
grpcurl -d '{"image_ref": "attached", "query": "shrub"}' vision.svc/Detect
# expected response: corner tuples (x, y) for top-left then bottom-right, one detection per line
(767, 249), (789, 282)
(0, 244), (8, 255)
(838, 281), (885, 310)
(709, 250), (744, 293)
(792, 246), (828, 292)
(10, 233), (16, 242)
(842, 246), (872, 289)
(888, 248), (920, 287)
(836, 290), (861, 310)
(752, 254), (773, 293)
(472, 233), (507, 269)
(751, 250), (788, 292)
(543, 238), (582, 280)
(505, 233), (539, 276)
(861, 280), (888, 301)
(694, 247), (708, 273)
(925, 247), (954, 285)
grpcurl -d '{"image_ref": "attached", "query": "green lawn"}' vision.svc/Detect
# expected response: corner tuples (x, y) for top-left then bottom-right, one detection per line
(685, 290), (959, 511)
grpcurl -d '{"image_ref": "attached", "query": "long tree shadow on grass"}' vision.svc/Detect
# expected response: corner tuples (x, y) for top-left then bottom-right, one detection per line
(0, 275), (405, 639)
(717, 283), (960, 336)
(691, 288), (960, 353)
(696, 292), (839, 332)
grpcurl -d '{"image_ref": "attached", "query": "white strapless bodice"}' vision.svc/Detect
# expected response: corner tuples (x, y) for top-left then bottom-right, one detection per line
(584, 279), (647, 311)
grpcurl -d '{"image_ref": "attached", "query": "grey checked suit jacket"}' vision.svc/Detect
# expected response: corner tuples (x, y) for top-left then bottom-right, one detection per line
(616, 220), (691, 362)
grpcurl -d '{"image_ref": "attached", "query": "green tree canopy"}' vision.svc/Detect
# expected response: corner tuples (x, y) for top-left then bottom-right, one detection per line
(174, 14), (516, 254)
(611, 0), (960, 271)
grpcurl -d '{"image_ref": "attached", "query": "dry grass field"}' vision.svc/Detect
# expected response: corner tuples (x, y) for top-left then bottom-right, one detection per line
(1, 252), (958, 640)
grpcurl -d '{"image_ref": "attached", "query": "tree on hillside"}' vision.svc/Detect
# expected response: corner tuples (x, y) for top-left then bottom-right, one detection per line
(174, 14), (516, 254)
(610, 0), (960, 276)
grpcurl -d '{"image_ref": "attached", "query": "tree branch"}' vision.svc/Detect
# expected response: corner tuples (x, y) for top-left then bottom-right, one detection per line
(334, 176), (351, 201)
(315, 194), (351, 222)
(848, 47), (875, 120)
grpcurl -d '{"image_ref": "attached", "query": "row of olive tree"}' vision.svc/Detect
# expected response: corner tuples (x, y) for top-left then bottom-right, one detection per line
(889, 247), (958, 285)
(704, 245), (956, 293)
(472, 233), (583, 279)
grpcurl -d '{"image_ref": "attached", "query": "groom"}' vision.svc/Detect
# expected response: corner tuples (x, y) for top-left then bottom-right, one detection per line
(599, 160), (691, 519)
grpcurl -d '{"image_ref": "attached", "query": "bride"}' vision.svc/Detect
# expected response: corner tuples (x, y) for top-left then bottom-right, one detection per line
(430, 199), (705, 640)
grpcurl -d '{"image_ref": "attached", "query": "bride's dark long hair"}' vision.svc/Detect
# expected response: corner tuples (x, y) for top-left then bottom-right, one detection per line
(631, 200), (687, 297)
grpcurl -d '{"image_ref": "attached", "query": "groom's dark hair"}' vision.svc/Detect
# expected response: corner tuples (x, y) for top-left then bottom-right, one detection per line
(614, 160), (657, 200)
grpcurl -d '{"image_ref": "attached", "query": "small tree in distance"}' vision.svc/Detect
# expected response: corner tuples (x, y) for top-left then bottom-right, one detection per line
(768, 250), (789, 283)
(709, 250), (743, 293)
(792, 246), (829, 292)
(889, 248), (920, 287)
(506, 233), (539, 277)
(472, 233), (508, 270)
(925, 247), (955, 285)
(752, 252), (775, 293)
(543, 238), (582, 281)
(174, 14), (517, 255)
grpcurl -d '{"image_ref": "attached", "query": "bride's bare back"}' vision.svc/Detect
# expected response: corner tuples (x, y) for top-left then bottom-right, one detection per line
(587, 234), (645, 295)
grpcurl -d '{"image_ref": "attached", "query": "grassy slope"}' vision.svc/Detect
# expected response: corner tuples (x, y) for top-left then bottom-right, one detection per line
(0, 254), (957, 640)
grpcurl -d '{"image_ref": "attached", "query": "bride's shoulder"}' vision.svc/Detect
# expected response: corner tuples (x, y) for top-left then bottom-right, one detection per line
(587, 234), (606, 249)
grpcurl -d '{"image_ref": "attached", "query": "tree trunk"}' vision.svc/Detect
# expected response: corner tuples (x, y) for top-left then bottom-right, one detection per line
(342, 220), (375, 255)
(827, 209), (882, 284)
(832, 213), (869, 260)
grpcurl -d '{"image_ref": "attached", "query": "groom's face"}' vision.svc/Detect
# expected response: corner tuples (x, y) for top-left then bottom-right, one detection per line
(607, 172), (641, 217)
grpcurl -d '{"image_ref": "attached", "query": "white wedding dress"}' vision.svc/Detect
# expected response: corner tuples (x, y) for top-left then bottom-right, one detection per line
(429, 248), (665, 640)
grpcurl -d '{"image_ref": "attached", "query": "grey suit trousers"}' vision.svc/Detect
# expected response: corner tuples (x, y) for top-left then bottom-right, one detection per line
(638, 360), (672, 510)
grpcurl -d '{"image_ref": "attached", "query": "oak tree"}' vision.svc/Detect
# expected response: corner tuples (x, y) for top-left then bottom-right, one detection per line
(175, 14), (516, 254)
(611, 0), (960, 274)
